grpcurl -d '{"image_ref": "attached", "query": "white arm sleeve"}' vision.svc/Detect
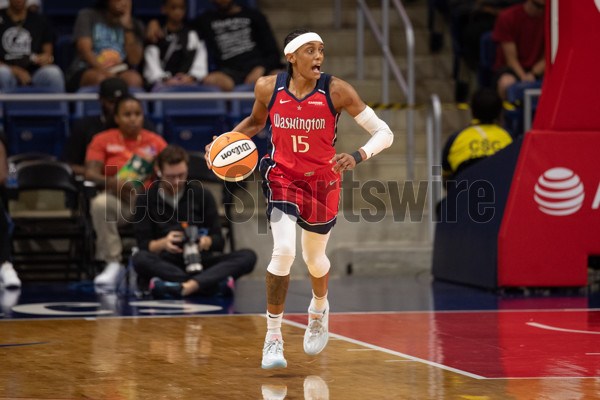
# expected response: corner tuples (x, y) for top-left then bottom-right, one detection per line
(187, 31), (208, 81)
(354, 106), (394, 159)
(143, 45), (169, 84)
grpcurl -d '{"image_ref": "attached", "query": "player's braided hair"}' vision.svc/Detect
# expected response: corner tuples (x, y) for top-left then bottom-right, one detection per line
(284, 28), (312, 76)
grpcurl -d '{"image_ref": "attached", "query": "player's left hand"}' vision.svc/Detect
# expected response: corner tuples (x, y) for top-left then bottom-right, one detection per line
(330, 153), (356, 174)
(205, 136), (218, 169)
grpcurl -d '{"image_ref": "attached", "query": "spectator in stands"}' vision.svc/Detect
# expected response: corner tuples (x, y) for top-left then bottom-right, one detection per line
(132, 145), (256, 298)
(442, 88), (513, 183)
(0, 0), (65, 92)
(450, 0), (522, 102)
(85, 95), (166, 290)
(459, 0), (523, 70)
(143, 0), (208, 90)
(66, 0), (145, 92)
(0, 130), (20, 289)
(63, 77), (156, 177)
(0, 0), (39, 12)
(492, 0), (545, 100)
(146, 0), (284, 91)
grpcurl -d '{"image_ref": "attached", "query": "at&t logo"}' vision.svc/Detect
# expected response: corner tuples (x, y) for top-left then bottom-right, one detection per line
(534, 168), (585, 216)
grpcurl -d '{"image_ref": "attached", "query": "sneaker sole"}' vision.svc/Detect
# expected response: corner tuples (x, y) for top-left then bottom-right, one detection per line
(261, 359), (287, 369)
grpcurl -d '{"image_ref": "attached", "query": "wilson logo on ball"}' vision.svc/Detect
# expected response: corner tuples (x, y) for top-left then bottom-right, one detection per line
(533, 167), (585, 216)
(217, 142), (254, 162)
(208, 132), (258, 182)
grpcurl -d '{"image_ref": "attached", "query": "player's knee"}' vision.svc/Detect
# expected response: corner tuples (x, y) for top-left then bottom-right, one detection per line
(272, 240), (295, 259)
(267, 253), (295, 276)
(302, 251), (330, 278)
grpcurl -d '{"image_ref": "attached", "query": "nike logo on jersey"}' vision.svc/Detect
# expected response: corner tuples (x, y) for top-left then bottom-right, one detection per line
(280, 99), (292, 104)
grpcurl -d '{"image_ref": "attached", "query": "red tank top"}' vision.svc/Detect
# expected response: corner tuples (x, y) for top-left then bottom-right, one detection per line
(267, 73), (339, 176)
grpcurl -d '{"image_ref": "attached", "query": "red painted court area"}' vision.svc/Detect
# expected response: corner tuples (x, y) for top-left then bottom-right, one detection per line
(287, 309), (600, 379)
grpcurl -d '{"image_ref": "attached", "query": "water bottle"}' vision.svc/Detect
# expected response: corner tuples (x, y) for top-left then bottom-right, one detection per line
(6, 162), (17, 189)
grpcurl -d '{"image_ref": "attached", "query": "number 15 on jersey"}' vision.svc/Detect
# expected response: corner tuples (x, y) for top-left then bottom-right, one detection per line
(291, 135), (309, 153)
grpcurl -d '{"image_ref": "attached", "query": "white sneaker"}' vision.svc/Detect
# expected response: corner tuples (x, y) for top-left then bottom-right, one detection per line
(261, 335), (287, 369)
(94, 262), (122, 287)
(303, 300), (329, 356)
(0, 262), (21, 289)
(0, 288), (21, 315)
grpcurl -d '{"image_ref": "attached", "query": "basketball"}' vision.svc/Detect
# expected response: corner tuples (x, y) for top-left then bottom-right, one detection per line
(207, 132), (258, 182)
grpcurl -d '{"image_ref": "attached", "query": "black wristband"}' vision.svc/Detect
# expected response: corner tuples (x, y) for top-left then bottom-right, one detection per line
(350, 150), (363, 165)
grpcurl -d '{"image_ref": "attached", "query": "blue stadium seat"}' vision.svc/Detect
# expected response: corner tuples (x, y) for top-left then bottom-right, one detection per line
(132, 0), (163, 20)
(152, 84), (228, 151)
(54, 34), (76, 74)
(43, 0), (96, 35)
(229, 83), (254, 126)
(73, 85), (100, 119)
(4, 87), (70, 157)
(43, 0), (96, 17)
(229, 83), (269, 158)
(478, 31), (497, 89)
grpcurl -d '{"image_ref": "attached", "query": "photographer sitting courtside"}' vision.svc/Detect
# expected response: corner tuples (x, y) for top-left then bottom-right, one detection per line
(132, 145), (256, 298)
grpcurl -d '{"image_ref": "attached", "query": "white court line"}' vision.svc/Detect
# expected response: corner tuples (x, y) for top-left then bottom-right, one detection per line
(282, 318), (486, 380)
(284, 308), (600, 316)
(347, 348), (378, 351)
(486, 376), (600, 380)
(527, 322), (600, 335)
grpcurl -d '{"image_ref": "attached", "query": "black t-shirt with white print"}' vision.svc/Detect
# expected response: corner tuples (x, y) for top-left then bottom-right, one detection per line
(0, 9), (53, 74)
(193, 7), (282, 74)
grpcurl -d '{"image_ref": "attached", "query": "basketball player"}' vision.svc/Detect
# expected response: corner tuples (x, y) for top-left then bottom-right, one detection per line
(209, 29), (394, 368)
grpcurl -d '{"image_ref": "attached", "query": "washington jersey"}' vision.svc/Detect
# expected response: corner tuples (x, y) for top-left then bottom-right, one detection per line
(267, 72), (339, 177)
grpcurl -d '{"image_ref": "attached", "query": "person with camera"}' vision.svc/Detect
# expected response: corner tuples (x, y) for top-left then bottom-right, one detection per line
(132, 145), (256, 298)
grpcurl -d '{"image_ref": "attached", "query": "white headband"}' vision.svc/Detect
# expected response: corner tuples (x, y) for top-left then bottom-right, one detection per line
(284, 32), (323, 55)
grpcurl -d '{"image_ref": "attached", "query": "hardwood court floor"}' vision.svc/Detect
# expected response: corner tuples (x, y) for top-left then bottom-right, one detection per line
(2, 276), (600, 399)
(0, 315), (546, 399)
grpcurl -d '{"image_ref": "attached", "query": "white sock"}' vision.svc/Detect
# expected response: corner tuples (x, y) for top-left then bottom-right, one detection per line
(266, 311), (283, 340)
(310, 291), (328, 314)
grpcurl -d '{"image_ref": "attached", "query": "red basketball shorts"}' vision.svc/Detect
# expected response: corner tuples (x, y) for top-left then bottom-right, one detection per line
(259, 157), (341, 234)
